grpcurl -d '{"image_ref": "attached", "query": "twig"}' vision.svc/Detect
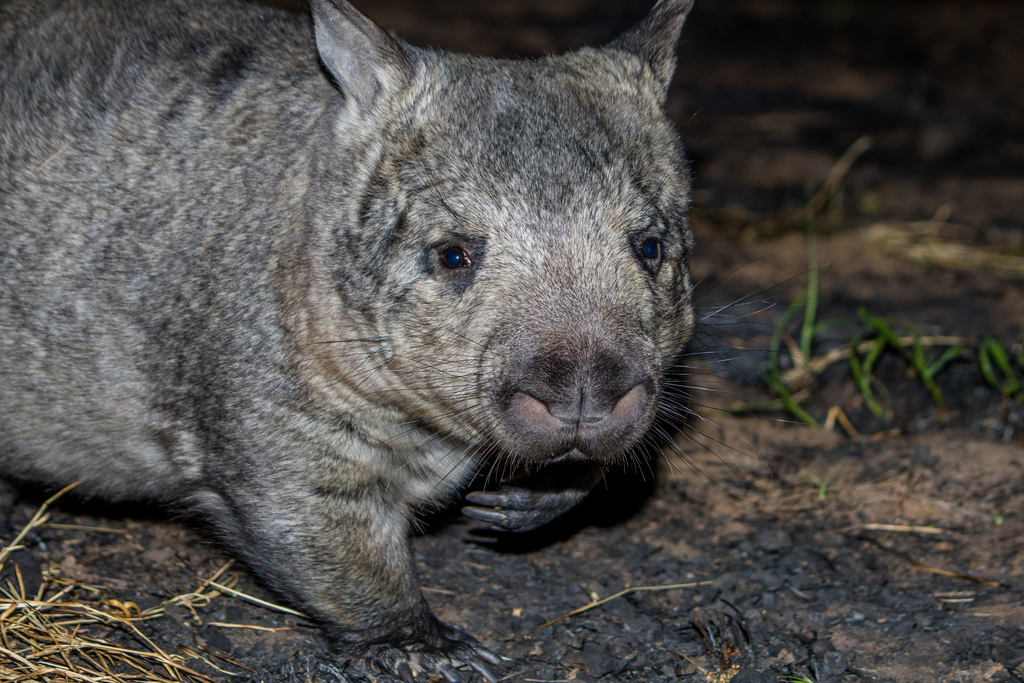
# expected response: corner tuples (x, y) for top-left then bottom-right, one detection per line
(540, 581), (712, 628)
(204, 581), (305, 617)
(804, 135), (873, 218)
(860, 523), (945, 535)
(32, 139), (75, 176)
(0, 482), (81, 568)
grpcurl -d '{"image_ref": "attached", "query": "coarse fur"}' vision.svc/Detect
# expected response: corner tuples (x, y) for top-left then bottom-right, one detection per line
(0, 0), (696, 678)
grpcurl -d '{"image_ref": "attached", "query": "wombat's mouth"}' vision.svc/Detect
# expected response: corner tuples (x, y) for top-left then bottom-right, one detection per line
(550, 448), (591, 464)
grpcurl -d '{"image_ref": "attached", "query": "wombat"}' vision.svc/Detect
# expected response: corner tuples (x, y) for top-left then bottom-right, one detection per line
(0, 0), (696, 679)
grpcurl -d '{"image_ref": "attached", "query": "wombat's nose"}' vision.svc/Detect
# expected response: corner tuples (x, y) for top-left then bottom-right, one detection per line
(501, 352), (655, 461)
(517, 383), (646, 427)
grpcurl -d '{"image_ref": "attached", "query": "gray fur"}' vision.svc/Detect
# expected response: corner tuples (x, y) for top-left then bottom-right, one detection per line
(0, 0), (695, 676)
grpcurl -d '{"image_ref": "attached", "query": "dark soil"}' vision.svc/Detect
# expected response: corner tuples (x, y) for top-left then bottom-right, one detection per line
(3, 1), (1023, 682)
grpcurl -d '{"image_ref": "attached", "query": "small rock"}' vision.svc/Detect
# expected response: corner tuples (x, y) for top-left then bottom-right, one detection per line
(756, 529), (793, 552)
(822, 650), (847, 676)
(912, 443), (939, 467)
(196, 626), (234, 655)
(565, 641), (620, 678)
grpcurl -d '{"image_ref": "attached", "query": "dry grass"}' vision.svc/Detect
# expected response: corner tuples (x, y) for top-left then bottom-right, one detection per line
(863, 217), (1024, 279)
(0, 485), (296, 683)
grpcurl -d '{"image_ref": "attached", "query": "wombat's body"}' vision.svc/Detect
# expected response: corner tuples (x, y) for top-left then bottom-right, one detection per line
(0, 0), (695, 678)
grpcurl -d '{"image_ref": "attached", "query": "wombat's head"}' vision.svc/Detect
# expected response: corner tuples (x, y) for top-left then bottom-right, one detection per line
(304, 0), (695, 468)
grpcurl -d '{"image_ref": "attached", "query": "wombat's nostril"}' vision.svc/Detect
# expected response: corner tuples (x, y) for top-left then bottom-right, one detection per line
(610, 384), (646, 423)
(509, 392), (560, 427)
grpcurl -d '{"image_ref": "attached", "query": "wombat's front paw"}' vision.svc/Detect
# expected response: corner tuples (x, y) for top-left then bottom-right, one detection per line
(463, 487), (589, 532)
(360, 620), (502, 683)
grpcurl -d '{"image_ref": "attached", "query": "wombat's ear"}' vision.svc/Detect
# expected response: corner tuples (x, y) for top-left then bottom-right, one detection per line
(310, 0), (414, 112)
(607, 0), (694, 102)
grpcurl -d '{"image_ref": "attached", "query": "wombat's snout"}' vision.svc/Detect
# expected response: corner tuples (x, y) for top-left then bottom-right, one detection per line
(499, 348), (656, 462)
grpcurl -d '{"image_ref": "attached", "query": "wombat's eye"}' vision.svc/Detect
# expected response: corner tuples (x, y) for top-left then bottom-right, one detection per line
(440, 246), (471, 269)
(642, 237), (660, 260)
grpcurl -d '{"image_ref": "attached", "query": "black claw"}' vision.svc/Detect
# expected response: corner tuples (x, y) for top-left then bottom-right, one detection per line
(360, 621), (505, 682)
(470, 659), (499, 683)
(440, 664), (464, 683)
(396, 661), (415, 683)
(479, 649), (505, 668)
(462, 506), (508, 526)
(464, 491), (507, 507)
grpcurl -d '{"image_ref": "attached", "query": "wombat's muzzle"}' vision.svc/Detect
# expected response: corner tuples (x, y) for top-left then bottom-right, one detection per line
(496, 347), (657, 462)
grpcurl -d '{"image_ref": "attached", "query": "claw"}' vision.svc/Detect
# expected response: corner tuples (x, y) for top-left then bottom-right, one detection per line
(360, 618), (506, 682)
(475, 645), (504, 668)
(396, 661), (416, 683)
(462, 506), (508, 526)
(464, 491), (507, 507)
(440, 664), (464, 683)
(470, 659), (499, 683)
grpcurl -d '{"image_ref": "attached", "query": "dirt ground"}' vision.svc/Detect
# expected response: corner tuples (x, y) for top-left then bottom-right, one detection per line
(2, 1), (1023, 682)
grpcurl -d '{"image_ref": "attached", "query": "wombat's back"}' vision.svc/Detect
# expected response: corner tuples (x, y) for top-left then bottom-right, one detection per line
(1, 0), (328, 167)
(0, 0), (328, 500)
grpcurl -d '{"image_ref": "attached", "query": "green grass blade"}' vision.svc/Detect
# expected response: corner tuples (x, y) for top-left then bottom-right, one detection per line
(910, 333), (946, 410)
(849, 333), (884, 418)
(858, 309), (903, 352)
(768, 291), (820, 427)
(770, 374), (821, 428)
(989, 337), (1017, 381)
(979, 336), (1021, 397)
(979, 337), (1001, 390)
(927, 345), (966, 377)
(863, 335), (888, 376)
(800, 229), (819, 363)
